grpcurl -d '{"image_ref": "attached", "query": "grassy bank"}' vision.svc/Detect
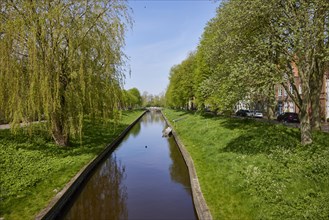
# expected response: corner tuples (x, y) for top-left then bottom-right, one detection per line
(0, 110), (144, 220)
(164, 109), (329, 220)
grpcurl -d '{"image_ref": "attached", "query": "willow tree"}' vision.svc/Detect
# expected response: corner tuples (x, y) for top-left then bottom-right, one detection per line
(0, 0), (131, 146)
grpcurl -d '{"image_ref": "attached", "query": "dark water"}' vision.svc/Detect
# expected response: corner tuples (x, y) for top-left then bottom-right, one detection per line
(62, 111), (197, 220)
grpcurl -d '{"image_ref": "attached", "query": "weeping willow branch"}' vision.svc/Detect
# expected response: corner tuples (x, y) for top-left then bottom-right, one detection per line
(0, 0), (132, 146)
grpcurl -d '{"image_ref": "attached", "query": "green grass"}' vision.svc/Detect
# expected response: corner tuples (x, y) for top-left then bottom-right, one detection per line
(0, 110), (144, 220)
(163, 109), (329, 220)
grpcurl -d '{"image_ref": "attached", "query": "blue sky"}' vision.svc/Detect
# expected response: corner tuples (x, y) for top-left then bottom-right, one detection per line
(124, 0), (219, 95)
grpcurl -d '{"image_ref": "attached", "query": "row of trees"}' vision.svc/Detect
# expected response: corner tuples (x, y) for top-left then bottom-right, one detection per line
(166, 0), (329, 145)
(122, 89), (166, 109)
(0, 0), (131, 146)
(142, 91), (166, 107)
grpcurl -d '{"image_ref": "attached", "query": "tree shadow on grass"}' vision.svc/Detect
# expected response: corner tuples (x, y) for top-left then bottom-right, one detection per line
(171, 109), (192, 117)
(70, 120), (131, 156)
(218, 118), (301, 155)
(168, 110), (302, 156)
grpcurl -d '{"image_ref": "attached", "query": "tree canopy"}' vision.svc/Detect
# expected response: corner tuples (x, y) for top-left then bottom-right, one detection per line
(0, 0), (132, 146)
(123, 87), (142, 109)
(165, 0), (329, 145)
(165, 52), (196, 109)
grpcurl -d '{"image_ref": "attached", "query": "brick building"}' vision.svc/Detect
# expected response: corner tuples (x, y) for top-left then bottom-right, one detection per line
(275, 70), (329, 121)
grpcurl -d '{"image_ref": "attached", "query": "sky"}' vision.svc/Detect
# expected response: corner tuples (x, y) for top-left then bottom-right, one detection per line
(124, 0), (220, 95)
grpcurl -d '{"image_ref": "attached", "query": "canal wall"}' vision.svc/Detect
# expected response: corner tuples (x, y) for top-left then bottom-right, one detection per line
(161, 111), (213, 220)
(36, 111), (147, 220)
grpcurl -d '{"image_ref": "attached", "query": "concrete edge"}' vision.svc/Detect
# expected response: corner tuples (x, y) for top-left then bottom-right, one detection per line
(161, 111), (213, 220)
(35, 111), (147, 220)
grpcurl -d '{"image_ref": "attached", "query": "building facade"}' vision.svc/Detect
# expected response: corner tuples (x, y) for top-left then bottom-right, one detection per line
(275, 71), (329, 121)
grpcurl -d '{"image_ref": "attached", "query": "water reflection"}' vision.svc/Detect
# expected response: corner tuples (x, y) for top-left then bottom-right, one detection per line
(168, 137), (191, 193)
(61, 111), (197, 220)
(142, 111), (163, 125)
(129, 121), (141, 137)
(63, 155), (128, 220)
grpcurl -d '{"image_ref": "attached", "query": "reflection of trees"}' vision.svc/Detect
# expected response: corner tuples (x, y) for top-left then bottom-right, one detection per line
(129, 121), (141, 137)
(142, 111), (163, 124)
(121, 116), (142, 142)
(168, 137), (191, 193)
(63, 155), (128, 220)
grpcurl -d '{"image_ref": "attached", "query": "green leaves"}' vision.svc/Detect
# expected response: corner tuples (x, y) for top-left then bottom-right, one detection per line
(123, 88), (142, 109)
(0, 0), (132, 145)
(165, 53), (196, 108)
(166, 0), (328, 144)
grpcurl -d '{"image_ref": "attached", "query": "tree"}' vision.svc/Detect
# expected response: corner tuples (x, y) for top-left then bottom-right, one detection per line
(243, 0), (329, 144)
(0, 0), (131, 146)
(166, 0), (329, 145)
(123, 88), (142, 109)
(128, 88), (142, 107)
(195, 0), (283, 115)
(196, 0), (328, 145)
(165, 52), (196, 109)
(141, 91), (165, 107)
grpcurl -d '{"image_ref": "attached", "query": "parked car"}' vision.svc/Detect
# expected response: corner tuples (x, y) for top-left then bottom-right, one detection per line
(236, 109), (252, 117)
(277, 112), (300, 123)
(252, 110), (263, 118)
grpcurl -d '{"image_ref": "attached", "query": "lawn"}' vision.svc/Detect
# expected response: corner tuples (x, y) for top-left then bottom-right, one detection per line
(163, 109), (329, 220)
(0, 110), (144, 220)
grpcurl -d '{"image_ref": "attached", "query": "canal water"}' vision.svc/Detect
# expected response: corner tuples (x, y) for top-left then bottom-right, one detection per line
(61, 111), (197, 220)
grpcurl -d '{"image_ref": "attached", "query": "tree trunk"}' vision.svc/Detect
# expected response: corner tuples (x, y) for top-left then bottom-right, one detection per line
(52, 116), (69, 146)
(266, 84), (276, 119)
(310, 96), (321, 131)
(51, 92), (69, 147)
(300, 108), (312, 145)
(267, 105), (275, 120)
(310, 7), (326, 131)
(298, 68), (313, 145)
(310, 59), (324, 131)
(300, 98), (312, 145)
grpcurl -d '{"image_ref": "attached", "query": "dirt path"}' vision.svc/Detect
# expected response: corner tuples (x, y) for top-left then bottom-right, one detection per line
(0, 121), (46, 130)
(0, 124), (10, 129)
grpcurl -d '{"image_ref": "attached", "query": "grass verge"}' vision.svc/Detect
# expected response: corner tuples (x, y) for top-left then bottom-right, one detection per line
(164, 109), (329, 220)
(0, 110), (144, 220)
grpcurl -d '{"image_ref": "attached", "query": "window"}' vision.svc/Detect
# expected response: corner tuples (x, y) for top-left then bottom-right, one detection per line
(284, 88), (287, 97)
(278, 103), (283, 115)
(289, 84), (293, 94)
(289, 102), (294, 112)
(284, 102), (289, 112)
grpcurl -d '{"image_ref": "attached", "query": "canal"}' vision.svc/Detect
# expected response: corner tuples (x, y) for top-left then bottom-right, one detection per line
(60, 111), (197, 220)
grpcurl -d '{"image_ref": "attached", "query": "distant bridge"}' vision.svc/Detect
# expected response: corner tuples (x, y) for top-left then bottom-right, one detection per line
(147, 107), (163, 111)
